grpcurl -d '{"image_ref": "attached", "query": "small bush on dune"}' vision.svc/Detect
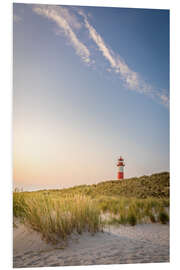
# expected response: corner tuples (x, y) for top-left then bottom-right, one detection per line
(158, 211), (169, 224)
(149, 212), (156, 223)
(118, 212), (128, 225)
(127, 212), (137, 226)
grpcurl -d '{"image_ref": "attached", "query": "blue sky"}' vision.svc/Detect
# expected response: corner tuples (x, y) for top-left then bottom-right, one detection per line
(13, 3), (169, 190)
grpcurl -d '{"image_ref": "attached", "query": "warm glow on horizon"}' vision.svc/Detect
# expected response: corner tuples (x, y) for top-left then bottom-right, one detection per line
(13, 119), (118, 189)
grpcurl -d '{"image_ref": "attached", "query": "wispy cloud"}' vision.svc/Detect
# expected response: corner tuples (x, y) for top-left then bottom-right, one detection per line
(78, 10), (169, 107)
(156, 91), (169, 107)
(32, 5), (169, 108)
(33, 5), (90, 63)
(84, 16), (140, 91)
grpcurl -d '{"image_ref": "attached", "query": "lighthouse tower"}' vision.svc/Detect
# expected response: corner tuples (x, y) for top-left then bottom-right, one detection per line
(117, 156), (125, 180)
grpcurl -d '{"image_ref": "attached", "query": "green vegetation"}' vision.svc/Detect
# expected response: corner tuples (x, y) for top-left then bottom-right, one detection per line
(97, 196), (169, 225)
(55, 172), (169, 199)
(13, 192), (103, 243)
(158, 210), (169, 224)
(13, 172), (169, 241)
(13, 190), (27, 218)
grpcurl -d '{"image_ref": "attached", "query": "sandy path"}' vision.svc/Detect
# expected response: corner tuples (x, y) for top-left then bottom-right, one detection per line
(13, 223), (169, 268)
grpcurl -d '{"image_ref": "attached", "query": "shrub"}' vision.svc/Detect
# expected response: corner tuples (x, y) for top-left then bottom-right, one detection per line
(119, 213), (128, 225)
(158, 211), (169, 224)
(149, 213), (156, 223)
(127, 212), (137, 226)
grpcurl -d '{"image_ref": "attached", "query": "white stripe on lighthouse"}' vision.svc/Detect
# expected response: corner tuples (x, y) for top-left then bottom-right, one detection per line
(118, 166), (124, 172)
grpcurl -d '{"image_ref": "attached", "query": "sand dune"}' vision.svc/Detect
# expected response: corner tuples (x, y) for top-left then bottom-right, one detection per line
(13, 221), (169, 268)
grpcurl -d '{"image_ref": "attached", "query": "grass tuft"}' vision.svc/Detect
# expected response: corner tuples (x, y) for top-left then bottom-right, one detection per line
(127, 212), (137, 226)
(13, 172), (169, 236)
(13, 193), (103, 243)
(158, 210), (169, 224)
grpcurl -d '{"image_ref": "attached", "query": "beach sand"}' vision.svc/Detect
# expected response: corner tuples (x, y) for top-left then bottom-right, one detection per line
(13, 222), (169, 268)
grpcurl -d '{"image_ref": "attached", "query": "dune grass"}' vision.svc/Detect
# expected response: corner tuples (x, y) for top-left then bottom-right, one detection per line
(13, 172), (169, 239)
(13, 192), (103, 243)
(54, 172), (169, 199)
(97, 196), (169, 225)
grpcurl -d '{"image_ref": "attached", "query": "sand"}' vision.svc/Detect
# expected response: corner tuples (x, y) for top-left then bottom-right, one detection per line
(13, 222), (169, 268)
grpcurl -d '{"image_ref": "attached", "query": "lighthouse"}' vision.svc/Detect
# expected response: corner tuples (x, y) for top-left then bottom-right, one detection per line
(117, 156), (125, 180)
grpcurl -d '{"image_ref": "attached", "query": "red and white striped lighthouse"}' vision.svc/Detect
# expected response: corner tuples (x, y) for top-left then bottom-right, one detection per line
(117, 156), (125, 180)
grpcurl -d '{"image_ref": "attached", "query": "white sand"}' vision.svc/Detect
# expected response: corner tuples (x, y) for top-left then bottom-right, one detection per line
(13, 222), (169, 268)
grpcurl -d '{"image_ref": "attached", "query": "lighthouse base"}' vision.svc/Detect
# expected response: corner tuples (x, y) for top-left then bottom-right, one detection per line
(118, 172), (124, 180)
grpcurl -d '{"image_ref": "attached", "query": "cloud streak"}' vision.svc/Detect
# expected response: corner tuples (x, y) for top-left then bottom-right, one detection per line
(33, 5), (90, 63)
(84, 16), (140, 91)
(32, 5), (169, 108)
(79, 11), (169, 107)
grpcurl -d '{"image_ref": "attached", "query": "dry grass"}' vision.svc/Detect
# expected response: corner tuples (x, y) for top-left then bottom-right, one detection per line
(97, 196), (169, 225)
(13, 192), (103, 243)
(54, 172), (169, 199)
(13, 172), (169, 237)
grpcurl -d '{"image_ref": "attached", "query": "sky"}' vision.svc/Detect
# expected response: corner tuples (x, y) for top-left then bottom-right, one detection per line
(13, 3), (169, 191)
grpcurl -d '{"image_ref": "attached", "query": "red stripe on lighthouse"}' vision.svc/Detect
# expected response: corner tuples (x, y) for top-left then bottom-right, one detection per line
(118, 172), (124, 180)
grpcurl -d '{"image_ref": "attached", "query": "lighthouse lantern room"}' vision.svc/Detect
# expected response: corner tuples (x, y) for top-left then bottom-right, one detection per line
(117, 156), (125, 180)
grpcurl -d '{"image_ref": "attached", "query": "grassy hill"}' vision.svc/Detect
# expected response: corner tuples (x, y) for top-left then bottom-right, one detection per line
(45, 172), (169, 199)
(13, 172), (170, 240)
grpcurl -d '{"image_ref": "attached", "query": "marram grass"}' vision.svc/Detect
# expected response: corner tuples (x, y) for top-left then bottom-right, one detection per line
(13, 192), (103, 244)
(13, 172), (169, 239)
(98, 196), (169, 225)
